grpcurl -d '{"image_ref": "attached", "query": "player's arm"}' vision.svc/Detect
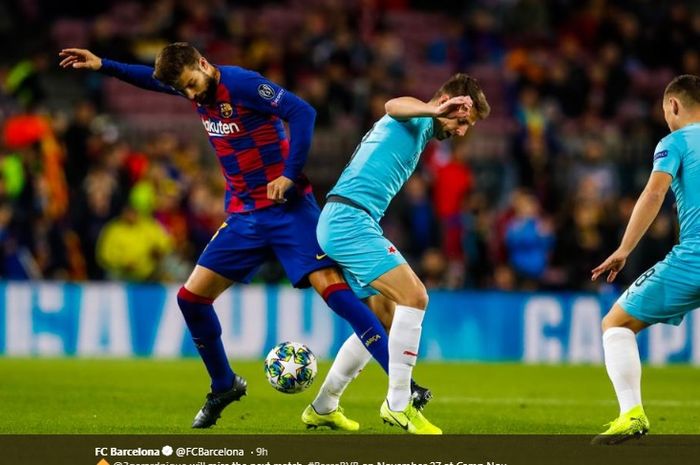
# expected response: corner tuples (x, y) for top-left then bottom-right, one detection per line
(273, 92), (316, 184)
(59, 48), (180, 96)
(385, 96), (472, 121)
(592, 171), (672, 282)
(236, 73), (316, 202)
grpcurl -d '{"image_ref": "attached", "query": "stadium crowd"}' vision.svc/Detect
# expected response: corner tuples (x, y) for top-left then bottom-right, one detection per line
(0, 0), (698, 290)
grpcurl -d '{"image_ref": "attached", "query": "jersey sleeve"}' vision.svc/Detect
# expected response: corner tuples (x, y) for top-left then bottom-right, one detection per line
(651, 135), (682, 178)
(232, 69), (316, 180)
(100, 59), (181, 96)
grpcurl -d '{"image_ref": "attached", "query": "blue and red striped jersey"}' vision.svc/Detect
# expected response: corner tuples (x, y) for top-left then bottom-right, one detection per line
(100, 60), (316, 213)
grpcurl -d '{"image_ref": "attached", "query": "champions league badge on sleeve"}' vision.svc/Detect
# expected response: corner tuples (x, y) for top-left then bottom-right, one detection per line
(258, 83), (276, 99)
(654, 149), (668, 161)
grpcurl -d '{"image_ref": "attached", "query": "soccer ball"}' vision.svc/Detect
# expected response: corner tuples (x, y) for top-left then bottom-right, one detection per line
(264, 341), (317, 394)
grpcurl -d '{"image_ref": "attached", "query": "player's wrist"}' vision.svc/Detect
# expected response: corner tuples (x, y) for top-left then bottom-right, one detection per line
(616, 246), (632, 257)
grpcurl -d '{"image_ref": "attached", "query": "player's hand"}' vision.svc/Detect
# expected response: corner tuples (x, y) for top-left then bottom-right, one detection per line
(267, 176), (294, 203)
(58, 48), (102, 70)
(435, 96), (473, 119)
(591, 249), (628, 283)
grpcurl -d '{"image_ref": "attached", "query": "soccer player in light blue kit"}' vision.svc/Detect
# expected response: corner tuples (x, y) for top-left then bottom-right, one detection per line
(307, 74), (490, 434)
(591, 74), (700, 444)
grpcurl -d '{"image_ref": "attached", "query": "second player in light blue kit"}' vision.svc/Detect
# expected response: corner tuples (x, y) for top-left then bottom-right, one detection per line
(306, 74), (490, 434)
(591, 74), (700, 444)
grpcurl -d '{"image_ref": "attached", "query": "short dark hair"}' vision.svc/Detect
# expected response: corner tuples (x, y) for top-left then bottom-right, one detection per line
(433, 73), (491, 120)
(153, 42), (202, 86)
(665, 74), (700, 107)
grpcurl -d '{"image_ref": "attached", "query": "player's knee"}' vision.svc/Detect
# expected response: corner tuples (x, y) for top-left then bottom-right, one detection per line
(601, 313), (614, 332)
(404, 287), (429, 309)
(601, 306), (632, 332)
(309, 267), (344, 293)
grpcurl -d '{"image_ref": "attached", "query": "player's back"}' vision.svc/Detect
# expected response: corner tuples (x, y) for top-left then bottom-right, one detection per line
(329, 114), (435, 221)
(656, 123), (700, 246)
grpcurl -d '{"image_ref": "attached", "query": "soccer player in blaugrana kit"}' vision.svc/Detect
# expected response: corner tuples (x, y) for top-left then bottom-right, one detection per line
(309, 74), (490, 434)
(591, 74), (700, 444)
(59, 43), (430, 430)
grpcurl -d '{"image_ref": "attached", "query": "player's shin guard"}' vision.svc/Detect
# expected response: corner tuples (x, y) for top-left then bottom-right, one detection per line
(322, 283), (390, 373)
(603, 327), (642, 414)
(387, 305), (424, 411)
(312, 334), (371, 414)
(177, 286), (234, 393)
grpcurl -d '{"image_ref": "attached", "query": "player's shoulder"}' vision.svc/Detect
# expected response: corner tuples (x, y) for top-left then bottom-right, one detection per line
(383, 114), (433, 137)
(657, 124), (697, 154)
(219, 65), (280, 100)
(219, 65), (260, 79)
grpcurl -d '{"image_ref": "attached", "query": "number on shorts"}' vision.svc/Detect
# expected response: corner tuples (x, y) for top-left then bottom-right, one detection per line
(634, 267), (656, 287)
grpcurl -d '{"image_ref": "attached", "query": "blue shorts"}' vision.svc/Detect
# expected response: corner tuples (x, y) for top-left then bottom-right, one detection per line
(617, 246), (700, 326)
(198, 193), (335, 288)
(316, 202), (406, 299)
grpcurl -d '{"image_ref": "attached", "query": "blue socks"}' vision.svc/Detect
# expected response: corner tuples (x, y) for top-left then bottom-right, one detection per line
(322, 283), (390, 374)
(177, 287), (235, 393)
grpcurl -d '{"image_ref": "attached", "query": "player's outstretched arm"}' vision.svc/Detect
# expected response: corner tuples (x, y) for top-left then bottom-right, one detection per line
(59, 48), (102, 70)
(59, 48), (180, 96)
(385, 95), (472, 121)
(592, 171), (672, 282)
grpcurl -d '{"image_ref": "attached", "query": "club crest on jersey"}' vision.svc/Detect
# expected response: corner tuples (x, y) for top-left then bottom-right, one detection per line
(219, 102), (233, 118)
(258, 84), (275, 99)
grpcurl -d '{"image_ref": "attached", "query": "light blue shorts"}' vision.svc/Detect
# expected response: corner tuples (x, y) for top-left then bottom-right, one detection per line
(617, 246), (700, 326)
(316, 202), (406, 299)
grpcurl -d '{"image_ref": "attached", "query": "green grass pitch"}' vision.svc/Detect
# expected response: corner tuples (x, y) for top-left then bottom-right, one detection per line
(1, 358), (699, 434)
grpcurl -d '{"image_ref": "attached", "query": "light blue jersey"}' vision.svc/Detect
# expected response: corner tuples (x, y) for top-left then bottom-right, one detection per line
(328, 114), (436, 221)
(618, 122), (700, 325)
(317, 114), (436, 297)
(652, 123), (700, 245)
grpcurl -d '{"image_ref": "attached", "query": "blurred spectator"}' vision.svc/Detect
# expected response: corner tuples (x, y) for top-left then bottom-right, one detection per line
(554, 200), (614, 290)
(432, 144), (473, 261)
(398, 174), (439, 260)
(420, 248), (447, 289)
(96, 203), (173, 282)
(504, 190), (554, 286)
(63, 100), (97, 192)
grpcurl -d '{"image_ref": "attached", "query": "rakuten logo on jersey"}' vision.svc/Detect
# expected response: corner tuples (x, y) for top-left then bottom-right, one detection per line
(202, 118), (241, 137)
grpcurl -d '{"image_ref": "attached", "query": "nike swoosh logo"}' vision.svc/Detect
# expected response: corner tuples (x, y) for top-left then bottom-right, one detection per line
(388, 410), (409, 430)
(316, 254), (328, 260)
(403, 350), (418, 357)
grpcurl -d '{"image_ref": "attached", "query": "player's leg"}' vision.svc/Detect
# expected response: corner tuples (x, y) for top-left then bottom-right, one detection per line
(371, 265), (429, 413)
(593, 258), (696, 444)
(602, 304), (649, 417)
(364, 295), (433, 409)
(301, 327), (367, 431)
(308, 267), (390, 373)
(316, 202), (440, 434)
(180, 265), (249, 428)
(180, 265), (236, 393)
(592, 303), (650, 444)
(184, 216), (269, 428)
(369, 264), (441, 434)
(308, 292), (431, 422)
(313, 293), (394, 407)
